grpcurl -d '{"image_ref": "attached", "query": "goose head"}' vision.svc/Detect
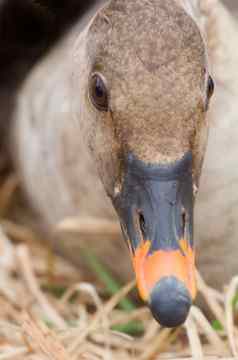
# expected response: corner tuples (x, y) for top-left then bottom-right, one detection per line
(72, 0), (214, 327)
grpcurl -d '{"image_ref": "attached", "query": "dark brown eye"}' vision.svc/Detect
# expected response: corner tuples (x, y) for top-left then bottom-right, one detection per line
(207, 75), (215, 99)
(89, 73), (108, 111)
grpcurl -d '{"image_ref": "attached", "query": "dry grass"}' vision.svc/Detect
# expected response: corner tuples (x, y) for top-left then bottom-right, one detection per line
(0, 169), (238, 359)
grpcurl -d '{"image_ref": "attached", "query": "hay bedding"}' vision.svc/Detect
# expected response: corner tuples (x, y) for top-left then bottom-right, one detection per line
(0, 172), (237, 359)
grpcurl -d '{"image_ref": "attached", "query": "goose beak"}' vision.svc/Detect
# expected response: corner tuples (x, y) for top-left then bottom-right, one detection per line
(113, 152), (196, 328)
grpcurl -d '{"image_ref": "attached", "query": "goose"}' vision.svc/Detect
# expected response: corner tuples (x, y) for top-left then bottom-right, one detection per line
(7, 0), (238, 328)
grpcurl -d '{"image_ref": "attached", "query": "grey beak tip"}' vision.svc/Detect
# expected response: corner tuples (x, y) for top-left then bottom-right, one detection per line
(149, 276), (192, 328)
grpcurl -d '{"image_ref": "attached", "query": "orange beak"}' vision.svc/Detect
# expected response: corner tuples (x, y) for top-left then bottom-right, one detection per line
(129, 239), (196, 328)
(113, 151), (195, 327)
(132, 239), (196, 303)
(132, 239), (197, 301)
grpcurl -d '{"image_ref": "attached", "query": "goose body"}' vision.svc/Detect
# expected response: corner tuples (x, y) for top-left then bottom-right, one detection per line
(9, 0), (238, 325)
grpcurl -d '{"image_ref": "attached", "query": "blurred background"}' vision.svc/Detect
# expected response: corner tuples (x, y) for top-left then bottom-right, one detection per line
(223, 0), (238, 12)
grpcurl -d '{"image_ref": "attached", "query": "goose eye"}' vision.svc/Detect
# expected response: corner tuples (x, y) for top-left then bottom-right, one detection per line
(207, 75), (215, 99)
(89, 73), (108, 111)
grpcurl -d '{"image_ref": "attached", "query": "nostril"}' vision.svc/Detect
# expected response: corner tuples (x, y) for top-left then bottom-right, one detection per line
(181, 208), (186, 238)
(138, 212), (146, 238)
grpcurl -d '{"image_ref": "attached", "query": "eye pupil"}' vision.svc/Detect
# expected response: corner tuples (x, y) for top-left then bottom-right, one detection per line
(89, 73), (109, 111)
(95, 78), (104, 97)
